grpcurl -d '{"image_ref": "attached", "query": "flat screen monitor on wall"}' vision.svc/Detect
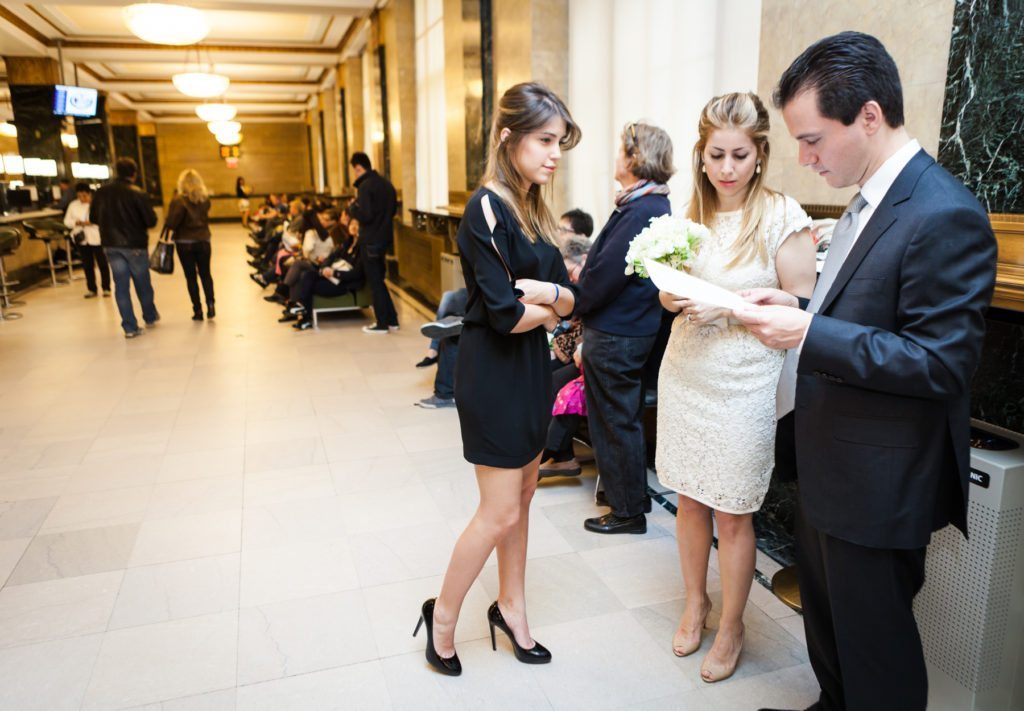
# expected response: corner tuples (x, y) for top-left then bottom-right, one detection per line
(53, 85), (98, 118)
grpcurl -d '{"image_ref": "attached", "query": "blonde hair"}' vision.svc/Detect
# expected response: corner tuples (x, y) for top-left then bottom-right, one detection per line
(481, 82), (581, 244)
(176, 169), (209, 204)
(688, 92), (777, 268)
(621, 121), (675, 184)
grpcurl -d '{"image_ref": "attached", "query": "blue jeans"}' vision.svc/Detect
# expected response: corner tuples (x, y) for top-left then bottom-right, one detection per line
(105, 247), (158, 333)
(582, 327), (657, 517)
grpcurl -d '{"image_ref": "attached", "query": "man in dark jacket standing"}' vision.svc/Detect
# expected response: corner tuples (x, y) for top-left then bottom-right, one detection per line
(346, 152), (399, 334)
(91, 158), (159, 338)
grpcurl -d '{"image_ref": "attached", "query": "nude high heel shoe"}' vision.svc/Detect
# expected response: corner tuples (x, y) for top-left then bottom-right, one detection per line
(700, 624), (744, 683)
(672, 596), (712, 657)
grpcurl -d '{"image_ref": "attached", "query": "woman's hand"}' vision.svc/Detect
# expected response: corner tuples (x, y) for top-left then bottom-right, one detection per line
(514, 278), (557, 305)
(321, 267), (333, 278)
(659, 290), (687, 312)
(542, 307), (561, 333)
(738, 287), (799, 308)
(675, 298), (729, 326)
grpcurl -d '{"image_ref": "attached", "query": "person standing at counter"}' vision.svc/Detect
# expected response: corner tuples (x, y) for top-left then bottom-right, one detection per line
(63, 182), (110, 298)
(91, 157), (159, 338)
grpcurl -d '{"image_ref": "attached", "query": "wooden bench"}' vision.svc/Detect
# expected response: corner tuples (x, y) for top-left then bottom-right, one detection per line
(311, 283), (373, 329)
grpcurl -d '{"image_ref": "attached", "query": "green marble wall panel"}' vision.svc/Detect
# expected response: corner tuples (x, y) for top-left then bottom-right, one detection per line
(938, 0), (1023, 213)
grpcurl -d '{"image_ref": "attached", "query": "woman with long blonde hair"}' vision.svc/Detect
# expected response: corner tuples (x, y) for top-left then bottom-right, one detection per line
(165, 169), (215, 319)
(415, 82), (580, 676)
(656, 92), (816, 682)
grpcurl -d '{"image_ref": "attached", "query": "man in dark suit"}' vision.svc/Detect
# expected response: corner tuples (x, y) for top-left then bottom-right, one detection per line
(734, 32), (997, 711)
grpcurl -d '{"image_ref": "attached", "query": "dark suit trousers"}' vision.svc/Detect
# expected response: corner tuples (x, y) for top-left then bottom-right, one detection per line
(795, 501), (928, 711)
(365, 248), (398, 328)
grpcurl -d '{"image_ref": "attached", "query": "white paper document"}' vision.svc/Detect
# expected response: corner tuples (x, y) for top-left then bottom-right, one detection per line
(642, 258), (747, 310)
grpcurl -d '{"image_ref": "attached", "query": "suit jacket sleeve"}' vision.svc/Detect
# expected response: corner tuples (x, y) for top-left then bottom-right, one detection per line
(800, 204), (997, 399)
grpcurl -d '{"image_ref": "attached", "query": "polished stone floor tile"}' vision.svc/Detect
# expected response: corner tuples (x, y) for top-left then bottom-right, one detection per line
(0, 225), (816, 709)
(7, 522), (140, 585)
(82, 611), (237, 710)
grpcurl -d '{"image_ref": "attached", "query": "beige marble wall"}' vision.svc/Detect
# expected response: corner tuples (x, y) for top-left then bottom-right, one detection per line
(758, 0), (956, 206)
(155, 122), (312, 201)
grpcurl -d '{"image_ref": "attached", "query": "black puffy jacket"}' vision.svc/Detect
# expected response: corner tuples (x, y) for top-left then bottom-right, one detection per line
(91, 178), (158, 249)
(347, 170), (397, 253)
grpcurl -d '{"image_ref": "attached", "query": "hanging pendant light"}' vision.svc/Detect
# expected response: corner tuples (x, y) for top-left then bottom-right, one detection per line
(173, 72), (230, 98)
(173, 46), (230, 98)
(216, 132), (242, 146)
(196, 102), (236, 122)
(207, 120), (241, 135)
(123, 3), (210, 46)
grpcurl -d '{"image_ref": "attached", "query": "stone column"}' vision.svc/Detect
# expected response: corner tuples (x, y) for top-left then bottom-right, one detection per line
(342, 54), (366, 185)
(490, 0), (570, 212)
(379, 0), (417, 222)
(4, 56), (67, 181)
(321, 83), (343, 194)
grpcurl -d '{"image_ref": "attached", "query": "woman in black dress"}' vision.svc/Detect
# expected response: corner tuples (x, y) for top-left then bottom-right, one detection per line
(414, 83), (580, 676)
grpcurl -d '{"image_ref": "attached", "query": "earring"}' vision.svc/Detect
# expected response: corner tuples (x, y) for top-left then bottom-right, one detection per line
(755, 161), (762, 175)
(701, 164), (706, 174)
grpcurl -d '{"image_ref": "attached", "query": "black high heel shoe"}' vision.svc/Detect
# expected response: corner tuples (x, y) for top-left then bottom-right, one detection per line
(487, 601), (551, 664)
(413, 598), (462, 676)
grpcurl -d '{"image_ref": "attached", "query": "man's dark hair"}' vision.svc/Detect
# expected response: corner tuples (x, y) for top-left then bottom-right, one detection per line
(773, 31), (904, 128)
(59, 178), (71, 186)
(115, 157), (138, 179)
(561, 208), (594, 237)
(350, 152), (372, 171)
(318, 207), (341, 222)
(74, 182), (91, 194)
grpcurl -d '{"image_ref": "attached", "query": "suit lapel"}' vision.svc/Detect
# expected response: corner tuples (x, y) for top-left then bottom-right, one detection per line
(818, 150), (934, 314)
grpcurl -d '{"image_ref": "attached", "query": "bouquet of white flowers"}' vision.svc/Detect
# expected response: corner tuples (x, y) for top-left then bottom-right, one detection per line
(624, 215), (708, 278)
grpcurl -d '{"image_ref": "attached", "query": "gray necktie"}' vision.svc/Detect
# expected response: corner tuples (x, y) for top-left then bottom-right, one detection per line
(776, 192), (869, 419)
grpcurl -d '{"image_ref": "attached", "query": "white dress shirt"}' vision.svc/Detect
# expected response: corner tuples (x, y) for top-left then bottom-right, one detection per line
(64, 199), (101, 246)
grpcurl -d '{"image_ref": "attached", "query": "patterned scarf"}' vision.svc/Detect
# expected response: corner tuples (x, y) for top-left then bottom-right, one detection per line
(614, 179), (671, 207)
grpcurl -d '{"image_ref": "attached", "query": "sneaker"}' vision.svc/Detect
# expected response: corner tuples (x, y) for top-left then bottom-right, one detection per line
(102, 290), (111, 297)
(420, 315), (463, 340)
(362, 324), (390, 335)
(388, 325), (400, 333)
(144, 315), (160, 326)
(124, 329), (145, 339)
(287, 303), (307, 315)
(250, 273), (268, 288)
(292, 319), (312, 331)
(415, 355), (439, 368)
(278, 312), (297, 323)
(84, 291), (98, 299)
(415, 395), (456, 409)
(264, 293), (286, 304)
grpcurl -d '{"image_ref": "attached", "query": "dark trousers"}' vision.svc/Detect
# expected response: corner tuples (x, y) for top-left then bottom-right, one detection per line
(365, 249), (398, 327)
(80, 244), (110, 293)
(581, 327), (656, 517)
(175, 241), (215, 311)
(292, 267), (363, 312)
(105, 247), (158, 333)
(434, 335), (458, 399)
(795, 501), (928, 711)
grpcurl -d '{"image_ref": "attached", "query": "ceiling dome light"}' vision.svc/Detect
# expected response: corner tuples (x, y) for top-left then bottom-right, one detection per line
(195, 103), (236, 122)
(216, 132), (242, 146)
(207, 120), (241, 135)
(173, 72), (230, 98)
(123, 3), (210, 46)
(0, 122), (16, 138)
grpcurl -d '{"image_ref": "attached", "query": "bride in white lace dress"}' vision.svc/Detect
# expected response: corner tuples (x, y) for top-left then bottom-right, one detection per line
(655, 93), (816, 683)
